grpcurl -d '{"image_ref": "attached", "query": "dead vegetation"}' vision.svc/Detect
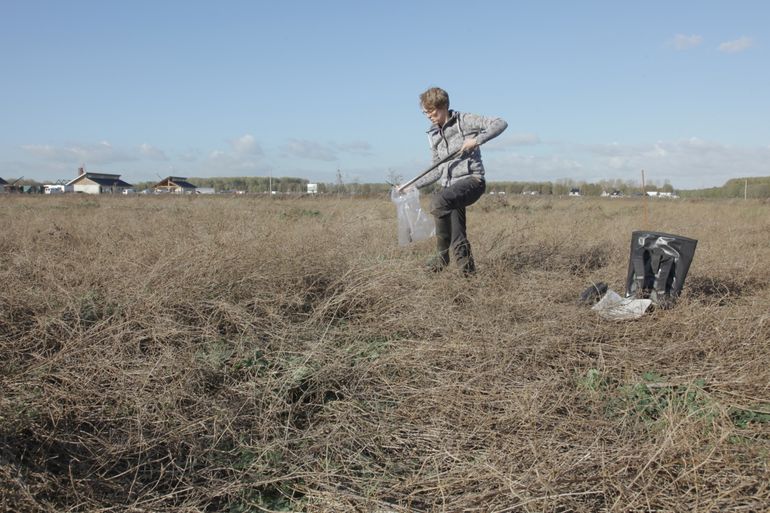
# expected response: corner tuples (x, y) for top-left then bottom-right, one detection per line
(1, 194), (769, 512)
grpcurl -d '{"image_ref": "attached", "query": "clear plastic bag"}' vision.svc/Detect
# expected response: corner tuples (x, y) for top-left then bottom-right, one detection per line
(592, 289), (652, 320)
(390, 187), (435, 246)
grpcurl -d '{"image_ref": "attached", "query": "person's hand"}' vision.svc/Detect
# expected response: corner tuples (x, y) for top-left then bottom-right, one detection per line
(461, 137), (478, 153)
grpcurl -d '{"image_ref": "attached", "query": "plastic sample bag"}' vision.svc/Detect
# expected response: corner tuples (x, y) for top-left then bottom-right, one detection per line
(391, 187), (435, 246)
(592, 289), (652, 320)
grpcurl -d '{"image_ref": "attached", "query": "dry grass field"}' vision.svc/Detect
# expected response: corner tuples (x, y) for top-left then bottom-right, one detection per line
(1, 193), (769, 512)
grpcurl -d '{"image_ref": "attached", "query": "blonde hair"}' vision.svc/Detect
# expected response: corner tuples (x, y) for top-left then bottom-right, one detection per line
(419, 87), (449, 111)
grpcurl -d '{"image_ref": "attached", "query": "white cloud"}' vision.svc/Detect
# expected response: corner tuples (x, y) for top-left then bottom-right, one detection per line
(607, 156), (626, 169)
(482, 138), (770, 189)
(195, 138), (270, 177)
(682, 136), (708, 149)
(718, 36), (753, 53)
(280, 139), (375, 161)
(582, 138), (770, 188)
(19, 144), (68, 160)
(200, 148), (271, 176)
(486, 152), (584, 181)
(669, 34), (703, 50)
(230, 134), (263, 155)
(332, 140), (372, 155)
(138, 143), (168, 160)
(12, 133), (768, 189)
(486, 133), (541, 150)
(179, 149), (202, 162)
(20, 141), (136, 165)
(282, 139), (337, 161)
(644, 142), (668, 158)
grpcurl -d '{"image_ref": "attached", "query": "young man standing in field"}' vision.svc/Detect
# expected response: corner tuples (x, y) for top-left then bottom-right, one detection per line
(409, 87), (507, 274)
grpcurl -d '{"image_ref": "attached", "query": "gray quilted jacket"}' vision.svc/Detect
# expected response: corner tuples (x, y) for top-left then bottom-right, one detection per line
(414, 110), (507, 189)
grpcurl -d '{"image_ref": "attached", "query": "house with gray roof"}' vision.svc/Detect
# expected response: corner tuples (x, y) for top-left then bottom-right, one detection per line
(153, 176), (197, 194)
(66, 167), (133, 194)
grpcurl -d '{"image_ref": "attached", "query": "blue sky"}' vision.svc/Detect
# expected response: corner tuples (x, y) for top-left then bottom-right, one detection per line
(1, 0), (768, 188)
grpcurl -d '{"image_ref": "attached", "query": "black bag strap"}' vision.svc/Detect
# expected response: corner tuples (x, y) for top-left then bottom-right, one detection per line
(654, 254), (675, 294)
(631, 253), (648, 293)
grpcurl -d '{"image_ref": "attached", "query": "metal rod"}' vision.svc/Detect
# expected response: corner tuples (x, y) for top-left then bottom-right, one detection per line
(397, 149), (463, 193)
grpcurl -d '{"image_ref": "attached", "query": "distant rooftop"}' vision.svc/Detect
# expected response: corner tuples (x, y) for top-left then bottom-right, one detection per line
(66, 172), (132, 187)
(154, 176), (197, 189)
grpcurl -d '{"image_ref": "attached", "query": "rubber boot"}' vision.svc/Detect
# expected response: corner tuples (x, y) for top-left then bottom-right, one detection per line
(454, 241), (476, 275)
(426, 215), (451, 272)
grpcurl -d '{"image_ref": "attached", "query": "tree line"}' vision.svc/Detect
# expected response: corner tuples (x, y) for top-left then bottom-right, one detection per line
(17, 173), (769, 198)
(130, 176), (671, 196)
(678, 177), (770, 199)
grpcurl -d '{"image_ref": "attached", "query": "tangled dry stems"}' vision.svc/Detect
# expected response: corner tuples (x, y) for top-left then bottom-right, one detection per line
(1, 194), (769, 512)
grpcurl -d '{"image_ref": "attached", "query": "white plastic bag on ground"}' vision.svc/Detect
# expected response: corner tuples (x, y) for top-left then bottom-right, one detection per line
(592, 289), (652, 320)
(390, 187), (435, 246)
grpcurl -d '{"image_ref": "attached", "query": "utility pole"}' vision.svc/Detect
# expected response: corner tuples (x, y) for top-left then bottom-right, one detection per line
(641, 169), (649, 229)
(336, 169), (344, 194)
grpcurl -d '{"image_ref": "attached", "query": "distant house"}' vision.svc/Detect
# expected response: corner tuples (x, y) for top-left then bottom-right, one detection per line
(153, 176), (197, 194)
(67, 167), (133, 194)
(0, 177), (6, 193)
(569, 188), (581, 196)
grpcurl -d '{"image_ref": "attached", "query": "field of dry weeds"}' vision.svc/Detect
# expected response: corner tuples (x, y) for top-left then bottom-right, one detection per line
(1, 193), (769, 512)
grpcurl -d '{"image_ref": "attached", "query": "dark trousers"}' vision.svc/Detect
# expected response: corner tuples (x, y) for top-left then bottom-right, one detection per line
(429, 176), (486, 272)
